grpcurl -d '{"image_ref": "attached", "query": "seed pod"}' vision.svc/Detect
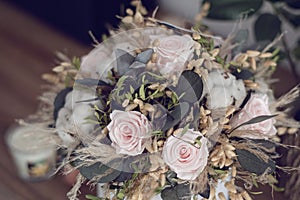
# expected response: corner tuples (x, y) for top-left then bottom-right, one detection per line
(225, 182), (237, 193)
(145, 143), (154, 153)
(160, 174), (166, 187)
(173, 128), (183, 136)
(224, 144), (235, 151)
(220, 117), (229, 125)
(134, 12), (144, 23)
(192, 32), (201, 40)
(122, 99), (130, 108)
(153, 138), (158, 152)
(165, 90), (173, 98)
(236, 54), (248, 64)
(259, 52), (273, 58)
(210, 48), (220, 57)
(241, 191), (252, 200)
(263, 60), (277, 67)
(246, 50), (260, 57)
(232, 166), (237, 177)
(148, 83), (159, 90)
(218, 192), (226, 200)
(152, 39), (160, 47)
(277, 127), (287, 135)
(52, 65), (64, 73)
(225, 149), (236, 159)
(125, 103), (138, 111)
(224, 159), (233, 167)
(223, 125), (232, 130)
(126, 8), (134, 16)
(167, 127), (174, 137)
(241, 61), (250, 68)
(42, 73), (59, 84)
(144, 103), (154, 112)
(250, 57), (256, 71)
(134, 98), (144, 109)
(288, 127), (298, 134)
(225, 107), (236, 117)
(122, 16), (133, 24)
(208, 185), (216, 200)
(211, 155), (221, 162)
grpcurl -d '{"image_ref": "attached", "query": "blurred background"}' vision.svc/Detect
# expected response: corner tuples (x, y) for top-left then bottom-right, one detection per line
(0, 0), (299, 199)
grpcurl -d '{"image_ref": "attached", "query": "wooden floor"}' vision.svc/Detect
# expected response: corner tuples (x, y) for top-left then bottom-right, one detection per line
(0, 0), (298, 200)
(0, 1), (94, 199)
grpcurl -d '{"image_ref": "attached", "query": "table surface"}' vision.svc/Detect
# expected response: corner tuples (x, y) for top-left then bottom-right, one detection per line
(0, 1), (94, 199)
(0, 0), (296, 199)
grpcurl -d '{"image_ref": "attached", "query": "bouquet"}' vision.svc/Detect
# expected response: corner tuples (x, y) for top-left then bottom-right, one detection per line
(22, 1), (300, 200)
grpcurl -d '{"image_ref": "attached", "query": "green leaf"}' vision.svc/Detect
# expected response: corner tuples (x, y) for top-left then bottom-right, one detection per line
(85, 194), (102, 200)
(139, 84), (146, 100)
(231, 68), (254, 80)
(161, 184), (191, 200)
(279, 7), (300, 27)
(236, 149), (276, 175)
(75, 78), (110, 87)
(271, 184), (285, 192)
(293, 44), (300, 60)
(162, 102), (190, 131)
(115, 49), (135, 76)
(286, 0), (300, 9)
(135, 49), (154, 64)
(174, 71), (203, 103)
(230, 114), (277, 133)
(53, 87), (72, 120)
(254, 13), (282, 42)
(79, 161), (122, 183)
(204, 0), (263, 20)
(72, 57), (81, 70)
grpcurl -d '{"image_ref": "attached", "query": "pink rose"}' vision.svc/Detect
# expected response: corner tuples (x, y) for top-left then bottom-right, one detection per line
(230, 94), (276, 139)
(162, 129), (209, 180)
(107, 110), (152, 156)
(154, 35), (194, 75)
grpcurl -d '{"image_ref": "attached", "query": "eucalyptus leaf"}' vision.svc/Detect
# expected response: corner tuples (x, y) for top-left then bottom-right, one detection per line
(75, 78), (110, 87)
(204, 0), (263, 20)
(75, 97), (99, 103)
(232, 69), (254, 80)
(79, 161), (122, 183)
(162, 102), (190, 131)
(254, 13), (281, 42)
(236, 149), (276, 175)
(279, 7), (300, 27)
(135, 49), (154, 64)
(115, 49), (135, 76)
(230, 114), (277, 133)
(286, 0), (300, 9)
(129, 61), (146, 69)
(161, 184), (191, 200)
(53, 87), (72, 121)
(251, 139), (276, 152)
(174, 71), (203, 103)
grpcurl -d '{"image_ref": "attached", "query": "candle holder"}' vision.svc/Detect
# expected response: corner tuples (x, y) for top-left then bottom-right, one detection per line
(6, 125), (57, 181)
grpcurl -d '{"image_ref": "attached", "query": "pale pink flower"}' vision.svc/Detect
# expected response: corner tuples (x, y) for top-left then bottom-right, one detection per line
(230, 94), (276, 139)
(162, 129), (208, 180)
(154, 35), (194, 75)
(107, 110), (152, 156)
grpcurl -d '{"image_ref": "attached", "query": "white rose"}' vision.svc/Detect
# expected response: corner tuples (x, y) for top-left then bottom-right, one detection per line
(56, 91), (100, 145)
(205, 70), (246, 109)
(162, 129), (209, 180)
(107, 110), (152, 156)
